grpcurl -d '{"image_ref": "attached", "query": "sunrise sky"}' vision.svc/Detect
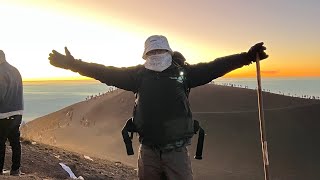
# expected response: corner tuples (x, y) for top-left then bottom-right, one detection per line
(1, 0), (319, 81)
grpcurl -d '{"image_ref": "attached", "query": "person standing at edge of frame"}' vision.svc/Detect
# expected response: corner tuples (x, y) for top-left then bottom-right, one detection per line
(0, 50), (24, 176)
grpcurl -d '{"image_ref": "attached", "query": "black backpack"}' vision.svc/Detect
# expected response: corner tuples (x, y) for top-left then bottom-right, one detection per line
(121, 62), (205, 160)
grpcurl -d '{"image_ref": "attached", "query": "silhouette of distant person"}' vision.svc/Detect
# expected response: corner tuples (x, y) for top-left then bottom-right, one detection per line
(0, 50), (24, 176)
(48, 35), (268, 180)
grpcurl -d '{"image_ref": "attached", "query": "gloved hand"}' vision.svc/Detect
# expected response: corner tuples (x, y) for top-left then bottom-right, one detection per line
(247, 42), (268, 62)
(48, 47), (76, 69)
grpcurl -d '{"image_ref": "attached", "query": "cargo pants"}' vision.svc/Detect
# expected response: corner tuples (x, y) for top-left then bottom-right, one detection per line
(137, 144), (193, 180)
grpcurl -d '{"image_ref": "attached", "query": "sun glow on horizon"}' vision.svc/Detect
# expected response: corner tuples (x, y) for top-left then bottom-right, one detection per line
(1, 1), (320, 81)
(1, 2), (148, 80)
(0, 1), (230, 81)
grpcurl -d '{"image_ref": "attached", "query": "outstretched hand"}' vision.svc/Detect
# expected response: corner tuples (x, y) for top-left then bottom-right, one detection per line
(248, 42), (269, 62)
(48, 47), (75, 69)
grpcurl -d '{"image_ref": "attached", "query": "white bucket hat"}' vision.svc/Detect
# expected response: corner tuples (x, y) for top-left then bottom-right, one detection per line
(142, 35), (173, 59)
(0, 50), (6, 64)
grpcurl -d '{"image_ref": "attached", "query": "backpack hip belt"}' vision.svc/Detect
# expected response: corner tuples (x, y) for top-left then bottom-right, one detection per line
(121, 118), (205, 160)
(142, 138), (192, 153)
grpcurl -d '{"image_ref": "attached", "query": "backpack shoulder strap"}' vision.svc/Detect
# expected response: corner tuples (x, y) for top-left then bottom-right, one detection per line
(134, 67), (147, 94)
(176, 65), (190, 96)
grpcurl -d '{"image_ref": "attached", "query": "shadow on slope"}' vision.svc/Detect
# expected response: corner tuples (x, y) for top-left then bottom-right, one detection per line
(3, 139), (136, 180)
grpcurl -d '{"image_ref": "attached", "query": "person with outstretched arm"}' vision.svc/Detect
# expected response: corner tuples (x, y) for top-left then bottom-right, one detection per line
(48, 35), (268, 180)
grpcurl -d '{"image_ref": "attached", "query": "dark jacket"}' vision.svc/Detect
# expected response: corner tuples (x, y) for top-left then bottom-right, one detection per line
(0, 62), (24, 118)
(68, 53), (252, 145)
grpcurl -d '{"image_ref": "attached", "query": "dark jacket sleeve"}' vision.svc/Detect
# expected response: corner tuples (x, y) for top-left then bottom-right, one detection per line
(68, 60), (142, 92)
(186, 53), (252, 88)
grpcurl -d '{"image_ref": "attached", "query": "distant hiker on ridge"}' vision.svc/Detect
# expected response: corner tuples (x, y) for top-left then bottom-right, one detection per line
(48, 35), (268, 180)
(0, 50), (24, 176)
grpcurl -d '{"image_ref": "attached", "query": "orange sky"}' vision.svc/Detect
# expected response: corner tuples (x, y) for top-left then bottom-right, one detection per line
(1, 0), (319, 80)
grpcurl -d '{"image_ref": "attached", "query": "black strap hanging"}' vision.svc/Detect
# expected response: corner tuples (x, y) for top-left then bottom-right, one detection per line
(194, 127), (205, 160)
(121, 117), (135, 155)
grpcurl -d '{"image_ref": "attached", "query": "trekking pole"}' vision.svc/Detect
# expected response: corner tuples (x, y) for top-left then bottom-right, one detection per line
(255, 53), (271, 180)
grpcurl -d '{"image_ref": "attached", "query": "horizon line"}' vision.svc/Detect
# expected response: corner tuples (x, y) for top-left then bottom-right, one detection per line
(23, 75), (320, 82)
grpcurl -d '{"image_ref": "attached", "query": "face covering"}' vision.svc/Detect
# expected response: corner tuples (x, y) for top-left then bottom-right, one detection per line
(144, 52), (172, 72)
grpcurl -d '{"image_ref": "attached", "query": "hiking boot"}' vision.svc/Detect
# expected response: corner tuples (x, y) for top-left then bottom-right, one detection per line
(10, 168), (21, 176)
